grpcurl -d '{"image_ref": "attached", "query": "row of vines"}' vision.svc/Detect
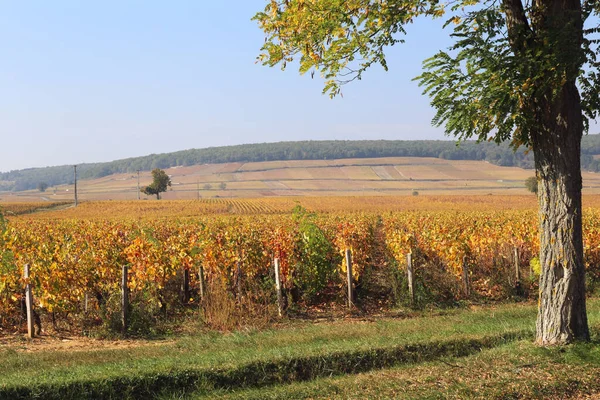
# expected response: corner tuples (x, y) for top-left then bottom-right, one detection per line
(2, 206), (600, 334)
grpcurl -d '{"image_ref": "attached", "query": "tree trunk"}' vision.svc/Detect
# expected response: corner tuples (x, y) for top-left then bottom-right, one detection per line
(532, 82), (589, 345)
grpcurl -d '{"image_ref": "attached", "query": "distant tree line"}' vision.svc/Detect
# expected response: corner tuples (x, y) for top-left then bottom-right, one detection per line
(3, 136), (600, 191)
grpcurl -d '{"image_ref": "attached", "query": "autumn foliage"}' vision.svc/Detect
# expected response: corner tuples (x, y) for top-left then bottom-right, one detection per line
(2, 200), (600, 333)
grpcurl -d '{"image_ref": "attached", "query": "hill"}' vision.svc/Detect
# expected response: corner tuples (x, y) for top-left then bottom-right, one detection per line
(3, 136), (600, 196)
(4, 155), (600, 202)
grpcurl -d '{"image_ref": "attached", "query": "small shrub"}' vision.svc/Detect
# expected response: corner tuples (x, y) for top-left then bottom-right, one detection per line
(525, 176), (538, 194)
(201, 282), (239, 331)
(291, 205), (341, 303)
(529, 257), (541, 278)
(201, 276), (277, 331)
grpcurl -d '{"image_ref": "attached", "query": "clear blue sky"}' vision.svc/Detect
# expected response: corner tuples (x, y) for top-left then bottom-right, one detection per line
(0, 1), (453, 172)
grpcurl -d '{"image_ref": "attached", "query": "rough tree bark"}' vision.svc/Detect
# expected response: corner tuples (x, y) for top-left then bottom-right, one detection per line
(503, 0), (590, 344)
(532, 83), (590, 345)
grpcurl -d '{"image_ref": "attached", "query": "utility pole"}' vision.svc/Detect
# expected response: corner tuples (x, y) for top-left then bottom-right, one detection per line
(137, 170), (141, 200)
(197, 180), (200, 200)
(73, 165), (78, 207)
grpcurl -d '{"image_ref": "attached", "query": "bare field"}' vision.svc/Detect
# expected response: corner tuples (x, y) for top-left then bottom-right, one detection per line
(4, 156), (600, 202)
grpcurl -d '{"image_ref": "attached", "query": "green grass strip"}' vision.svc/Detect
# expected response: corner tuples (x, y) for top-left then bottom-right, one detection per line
(0, 331), (527, 400)
(194, 331), (600, 399)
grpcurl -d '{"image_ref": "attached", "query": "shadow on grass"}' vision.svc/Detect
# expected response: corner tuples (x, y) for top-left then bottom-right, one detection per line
(1, 330), (530, 400)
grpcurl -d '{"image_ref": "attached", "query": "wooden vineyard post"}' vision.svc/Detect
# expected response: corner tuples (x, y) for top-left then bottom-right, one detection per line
(274, 258), (284, 317)
(514, 247), (522, 295)
(182, 267), (190, 304)
(236, 261), (242, 301)
(121, 265), (128, 335)
(406, 253), (414, 306)
(198, 264), (205, 303)
(462, 256), (470, 298)
(345, 249), (353, 309)
(514, 247), (520, 284)
(23, 264), (34, 339)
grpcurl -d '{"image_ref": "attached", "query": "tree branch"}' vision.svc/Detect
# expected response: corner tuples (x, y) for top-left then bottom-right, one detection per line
(502, 0), (532, 54)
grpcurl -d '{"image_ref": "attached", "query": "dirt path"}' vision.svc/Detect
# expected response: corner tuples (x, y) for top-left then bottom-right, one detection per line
(0, 332), (173, 353)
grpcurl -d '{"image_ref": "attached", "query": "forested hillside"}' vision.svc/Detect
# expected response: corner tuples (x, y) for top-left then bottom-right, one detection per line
(3, 136), (600, 191)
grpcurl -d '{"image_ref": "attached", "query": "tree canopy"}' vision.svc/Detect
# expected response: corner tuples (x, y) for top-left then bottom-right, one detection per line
(37, 182), (48, 192)
(524, 176), (538, 194)
(141, 168), (171, 200)
(253, 0), (600, 145)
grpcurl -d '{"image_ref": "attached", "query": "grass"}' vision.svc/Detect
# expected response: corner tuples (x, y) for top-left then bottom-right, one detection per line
(1, 299), (598, 399)
(195, 337), (600, 400)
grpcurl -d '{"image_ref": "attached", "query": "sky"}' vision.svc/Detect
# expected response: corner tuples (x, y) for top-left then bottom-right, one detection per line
(0, 1), (454, 172)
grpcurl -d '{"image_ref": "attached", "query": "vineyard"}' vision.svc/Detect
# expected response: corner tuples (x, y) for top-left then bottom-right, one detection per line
(0, 201), (71, 216)
(2, 197), (600, 335)
(6, 195), (543, 221)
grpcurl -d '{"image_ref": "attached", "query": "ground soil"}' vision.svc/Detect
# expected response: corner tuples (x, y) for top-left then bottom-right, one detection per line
(0, 332), (173, 353)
